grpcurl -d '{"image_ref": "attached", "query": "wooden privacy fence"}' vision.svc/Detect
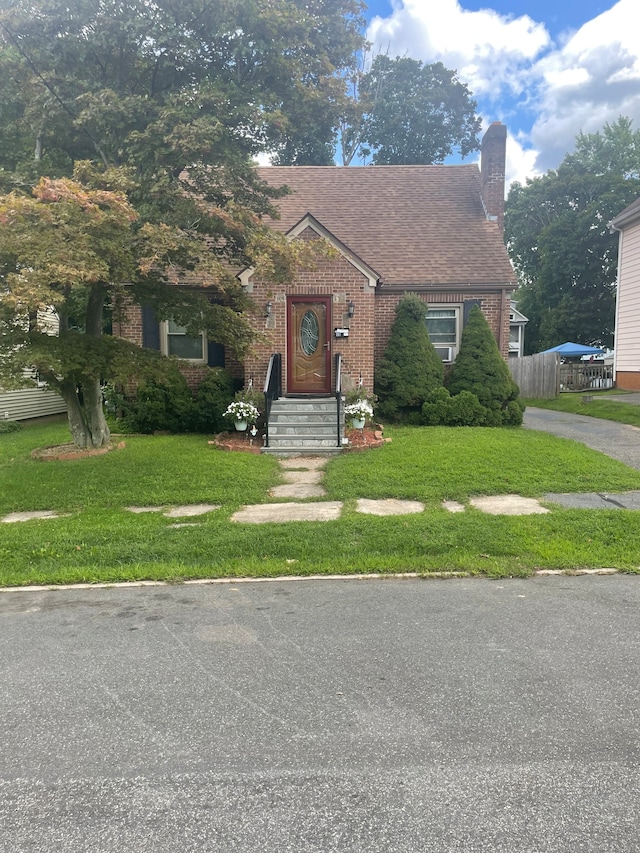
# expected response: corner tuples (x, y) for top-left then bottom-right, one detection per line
(509, 352), (560, 399)
(510, 354), (615, 397)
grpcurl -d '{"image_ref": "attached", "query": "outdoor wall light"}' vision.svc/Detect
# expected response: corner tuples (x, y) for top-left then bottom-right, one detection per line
(265, 301), (272, 318)
(347, 300), (355, 319)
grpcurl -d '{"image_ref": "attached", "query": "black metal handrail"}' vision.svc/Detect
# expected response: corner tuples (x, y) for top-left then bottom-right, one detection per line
(334, 352), (343, 447)
(263, 353), (282, 448)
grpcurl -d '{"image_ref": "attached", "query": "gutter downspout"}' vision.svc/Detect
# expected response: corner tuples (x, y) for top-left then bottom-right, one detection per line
(609, 220), (623, 383)
(499, 288), (506, 357)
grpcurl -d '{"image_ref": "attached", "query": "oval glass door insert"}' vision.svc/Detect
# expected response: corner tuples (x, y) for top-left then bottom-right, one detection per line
(300, 310), (319, 355)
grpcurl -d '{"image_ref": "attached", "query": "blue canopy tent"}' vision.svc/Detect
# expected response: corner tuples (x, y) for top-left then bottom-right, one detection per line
(540, 342), (604, 358)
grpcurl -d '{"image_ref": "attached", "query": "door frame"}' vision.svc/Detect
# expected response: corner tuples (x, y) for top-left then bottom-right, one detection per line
(286, 294), (332, 394)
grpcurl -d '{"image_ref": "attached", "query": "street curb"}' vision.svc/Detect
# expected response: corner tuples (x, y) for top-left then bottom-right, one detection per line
(0, 567), (624, 594)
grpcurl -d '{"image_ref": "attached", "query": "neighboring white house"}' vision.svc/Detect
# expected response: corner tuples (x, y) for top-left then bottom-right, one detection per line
(508, 301), (528, 358)
(0, 307), (67, 421)
(611, 196), (640, 390)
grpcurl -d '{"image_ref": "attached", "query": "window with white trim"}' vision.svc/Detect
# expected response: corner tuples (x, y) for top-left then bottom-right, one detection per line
(426, 307), (460, 362)
(161, 320), (207, 362)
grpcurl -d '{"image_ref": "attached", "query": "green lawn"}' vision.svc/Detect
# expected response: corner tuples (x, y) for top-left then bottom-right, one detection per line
(2, 420), (640, 586)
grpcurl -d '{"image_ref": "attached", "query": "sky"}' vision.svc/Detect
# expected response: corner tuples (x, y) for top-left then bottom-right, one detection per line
(363, 0), (640, 186)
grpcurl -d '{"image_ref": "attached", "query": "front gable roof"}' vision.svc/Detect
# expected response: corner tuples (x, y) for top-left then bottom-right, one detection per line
(258, 165), (515, 288)
(286, 213), (380, 290)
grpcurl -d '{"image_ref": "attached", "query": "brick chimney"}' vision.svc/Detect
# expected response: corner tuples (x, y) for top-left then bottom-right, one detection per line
(480, 122), (507, 232)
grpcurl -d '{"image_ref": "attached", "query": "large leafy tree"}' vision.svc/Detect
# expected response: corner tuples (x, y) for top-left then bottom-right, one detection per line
(0, 0), (364, 446)
(0, 167), (305, 448)
(340, 55), (481, 166)
(505, 118), (640, 353)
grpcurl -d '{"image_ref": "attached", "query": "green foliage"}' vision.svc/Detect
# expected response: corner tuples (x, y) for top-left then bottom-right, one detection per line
(109, 367), (236, 434)
(341, 54), (481, 165)
(374, 294), (444, 421)
(0, 0), (366, 447)
(0, 0), (365, 177)
(421, 388), (488, 426)
(114, 371), (195, 434)
(446, 306), (524, 426)
(0, 420), (22, 434)
(192, 369), (237, 435)
(505, 118), (640, 352)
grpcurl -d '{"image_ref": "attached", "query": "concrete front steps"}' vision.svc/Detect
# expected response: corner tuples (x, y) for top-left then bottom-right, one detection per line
(262, 396), (344, 456)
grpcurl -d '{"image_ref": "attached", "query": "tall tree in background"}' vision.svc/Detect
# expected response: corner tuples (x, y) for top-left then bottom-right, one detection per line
(340, 55), (481, 166)
(505, 118), (640, 353)
(0, 0), (364, 446)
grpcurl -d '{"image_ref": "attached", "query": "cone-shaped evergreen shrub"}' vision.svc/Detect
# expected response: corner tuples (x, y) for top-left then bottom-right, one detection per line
(374, 294), (444, 420)
(446, 305), (524, 426)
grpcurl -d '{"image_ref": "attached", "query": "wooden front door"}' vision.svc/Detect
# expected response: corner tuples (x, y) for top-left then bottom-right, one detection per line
(287, 296), (332, 394)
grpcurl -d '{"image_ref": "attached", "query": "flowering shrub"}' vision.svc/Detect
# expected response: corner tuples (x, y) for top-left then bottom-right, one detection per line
(223, 400), (260, 423)
(344, 399), (374, 421)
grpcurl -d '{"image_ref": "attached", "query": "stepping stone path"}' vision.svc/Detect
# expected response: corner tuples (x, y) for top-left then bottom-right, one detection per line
(234, 456), (337, 523)
(5, 452), (638, 527)
(1, 510), (64, 523)
(232, 455), (554, 524)
(356, 498), (424, 516)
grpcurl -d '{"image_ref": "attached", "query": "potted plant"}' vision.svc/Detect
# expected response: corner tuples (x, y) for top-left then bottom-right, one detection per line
(344, 398), (374, 429)
(223, 400), (260, 431)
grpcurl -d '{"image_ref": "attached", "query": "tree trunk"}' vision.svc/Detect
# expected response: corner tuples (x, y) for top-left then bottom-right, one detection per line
(60, 378), (111, 449)
(58, 283), (112, 449)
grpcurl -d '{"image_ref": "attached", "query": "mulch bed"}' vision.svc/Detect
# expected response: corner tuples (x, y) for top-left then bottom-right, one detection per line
(211, 426), (387, 454)
(31, 440), (126, 461)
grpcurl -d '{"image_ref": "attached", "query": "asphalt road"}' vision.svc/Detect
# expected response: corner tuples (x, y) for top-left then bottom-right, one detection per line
(524, 406), (640, 470)
(2, 576), (640, 852)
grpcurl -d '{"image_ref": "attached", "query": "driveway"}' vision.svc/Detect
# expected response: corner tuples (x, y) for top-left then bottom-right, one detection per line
(524, 406), (640, 470)
(2, 577), (640, 852)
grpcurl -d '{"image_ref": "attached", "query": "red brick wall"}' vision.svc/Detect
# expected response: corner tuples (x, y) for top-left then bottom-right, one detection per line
(615, 371), (640, 391)
(114, 268), (513, 397)
(112, 293), (143, 347)
(112, 295), (239, 391)
(245, 237), (376, 395)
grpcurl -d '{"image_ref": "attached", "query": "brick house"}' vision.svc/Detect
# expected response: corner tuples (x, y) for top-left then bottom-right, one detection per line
(115, 122), (515, 450)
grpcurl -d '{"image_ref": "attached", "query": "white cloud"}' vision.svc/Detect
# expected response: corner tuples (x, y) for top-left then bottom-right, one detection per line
(367, 0), (550, 98)
(530, 0), (640, 171)
(366, 0), (640, 180)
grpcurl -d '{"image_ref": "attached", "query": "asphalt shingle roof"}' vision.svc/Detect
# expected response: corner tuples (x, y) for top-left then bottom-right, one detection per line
(257, 165), (515, 287)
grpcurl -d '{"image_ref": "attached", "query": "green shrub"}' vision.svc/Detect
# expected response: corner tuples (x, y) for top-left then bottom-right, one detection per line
(421, 388), (487, 426)
(0, 419), (22, 434)
(446, 305), (524, 426)
(107, 367), (238, 435)
(192, 369), (236, 433)
(375, 294), (444, 421)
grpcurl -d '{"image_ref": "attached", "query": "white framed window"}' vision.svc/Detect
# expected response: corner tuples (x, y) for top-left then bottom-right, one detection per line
(161, 320), (207, 362)
(426, 306), (460, 362)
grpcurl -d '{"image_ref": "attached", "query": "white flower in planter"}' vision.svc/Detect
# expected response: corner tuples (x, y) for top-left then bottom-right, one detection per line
(223, 401), (260, 423)
(344, 399), (374, 421)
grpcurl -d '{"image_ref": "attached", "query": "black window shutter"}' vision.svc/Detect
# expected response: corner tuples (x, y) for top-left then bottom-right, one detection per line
(142, 305), (160, 350)
(207, 342), (225, 367)
(463, 299), (482, 327)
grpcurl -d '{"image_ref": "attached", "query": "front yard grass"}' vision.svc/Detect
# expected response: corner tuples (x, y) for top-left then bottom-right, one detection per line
(2, 421), (640, 586)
